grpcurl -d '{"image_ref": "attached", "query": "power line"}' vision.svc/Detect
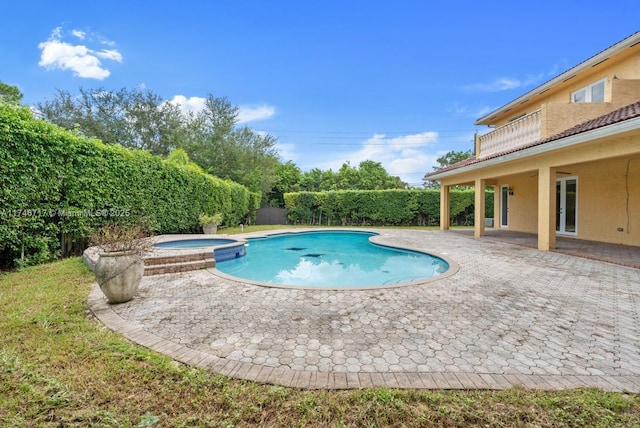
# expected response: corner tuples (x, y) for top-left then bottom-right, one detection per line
(265, 129), (477, 145)
(260, 128), (479, 135)
(275, 136), (475, 145)
(284, 141), (426, 146)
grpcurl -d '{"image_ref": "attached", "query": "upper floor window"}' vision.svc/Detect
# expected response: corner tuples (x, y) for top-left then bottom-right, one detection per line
(571, 78), (605, 103)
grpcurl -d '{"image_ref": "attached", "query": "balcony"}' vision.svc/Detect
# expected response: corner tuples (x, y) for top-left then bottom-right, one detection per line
(478, 109), (541, 159)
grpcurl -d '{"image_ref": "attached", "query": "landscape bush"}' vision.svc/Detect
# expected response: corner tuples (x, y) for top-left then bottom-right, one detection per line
(0, 103), (259, 268)
(284, 189), (494, 226)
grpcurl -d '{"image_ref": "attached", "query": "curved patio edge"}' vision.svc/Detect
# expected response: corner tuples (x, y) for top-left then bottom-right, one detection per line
(87, 283), (640, 392)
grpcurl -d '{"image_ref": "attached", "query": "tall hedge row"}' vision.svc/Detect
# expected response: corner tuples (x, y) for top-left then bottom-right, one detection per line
(0, 104), (259, 267)
(284, 189), (494, 226)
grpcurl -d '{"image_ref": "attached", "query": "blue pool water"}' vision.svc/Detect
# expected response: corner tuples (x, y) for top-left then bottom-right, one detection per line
(215, 231), (449, 288)
(154, 238), (236, 248)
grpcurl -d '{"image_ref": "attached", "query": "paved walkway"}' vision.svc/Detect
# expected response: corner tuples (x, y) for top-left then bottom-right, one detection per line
(455, 228), (640, 269)
(88, 229), (640, 391)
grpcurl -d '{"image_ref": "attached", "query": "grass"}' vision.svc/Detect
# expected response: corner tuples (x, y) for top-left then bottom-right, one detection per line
(1, 255), (639, 426)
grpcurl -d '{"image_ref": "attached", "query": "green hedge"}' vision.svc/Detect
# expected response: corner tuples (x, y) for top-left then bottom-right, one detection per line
(284, 189), (494, 226)
(0, 104), (259, 267)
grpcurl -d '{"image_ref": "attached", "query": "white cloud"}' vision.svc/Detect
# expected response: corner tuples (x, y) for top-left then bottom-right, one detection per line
(237, 105), (276, 123)
(462, 77), (522, 92)
(308, 131), (440, 186)
(50, 27), (62, 39)
(167, 96), (276, 124)
(463, 70), (551, 93)
(96, 49), (123, 62)
(98, 36), (116, 47)
(71, 29), (86, 40)
(166, 95), (207, 115)
(274, 142), (298, 162)
(38, 27), (122, 80)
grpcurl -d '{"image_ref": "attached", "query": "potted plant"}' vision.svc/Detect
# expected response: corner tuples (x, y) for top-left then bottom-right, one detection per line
(89, 223), (150, 304)
(199, 213), (223, 234)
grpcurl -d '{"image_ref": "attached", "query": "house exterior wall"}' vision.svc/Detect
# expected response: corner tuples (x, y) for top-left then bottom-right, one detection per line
(432, 34), (640, 250)
(441, 132), (640, 246)
(486, 49), (640, 130)
(476, 77), (640, 159)
(575, 157), (640, 244)
(495, 174), (539, 233)
(542, 79), (640, 137)
(489, 156), (640, 245)
(611, 78), (640, 105)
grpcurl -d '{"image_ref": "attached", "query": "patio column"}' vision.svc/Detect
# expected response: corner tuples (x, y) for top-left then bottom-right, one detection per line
(474, 178), (486, 238)
(440, 184), (450, 230)
(537, 166), (556, 251)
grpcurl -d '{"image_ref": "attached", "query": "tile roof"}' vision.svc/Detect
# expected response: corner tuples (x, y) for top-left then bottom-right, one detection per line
(425, 99), (640, 178)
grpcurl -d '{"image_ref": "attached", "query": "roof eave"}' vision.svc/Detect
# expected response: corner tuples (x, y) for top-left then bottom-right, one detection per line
(426, 116), (640, 181)
(474, 31), (640, 126)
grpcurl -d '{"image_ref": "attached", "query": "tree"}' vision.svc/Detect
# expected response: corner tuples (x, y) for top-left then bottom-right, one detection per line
(35, 87), (281, 201)
(269, 161), (302, 206)
(333, 160), (405, 190)
(433, 149), (474, 170)
(36, 87), (184, 155)
(295, 161), (405, 192)
(175, 94), (280, 199)
(126, 89), (184, 154)
(357, 160), (405, 190)
(336, 161), (360, 189)
(299, 168), (335, 192)
(0, 81), (23, 104)
(423, 149), (474, 188)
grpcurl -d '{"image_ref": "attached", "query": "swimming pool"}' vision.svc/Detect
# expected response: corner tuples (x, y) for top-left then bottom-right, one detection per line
(215, 230), (450, 288)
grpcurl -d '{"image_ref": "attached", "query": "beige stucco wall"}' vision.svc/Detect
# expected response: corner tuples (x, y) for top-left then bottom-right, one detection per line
(488, 156), (639, 246)
(574, 157), (640, 244)
(541, 79), (640, 138)
(493, 174), (538, 233)
(543, 101), (619, 137)
(611, 78), (640, 105)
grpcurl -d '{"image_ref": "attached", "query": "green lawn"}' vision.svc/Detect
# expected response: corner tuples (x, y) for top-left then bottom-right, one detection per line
(1, 251), (639, 426)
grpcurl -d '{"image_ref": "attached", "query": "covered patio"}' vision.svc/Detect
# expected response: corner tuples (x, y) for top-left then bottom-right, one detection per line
(453, 228), (640, 269)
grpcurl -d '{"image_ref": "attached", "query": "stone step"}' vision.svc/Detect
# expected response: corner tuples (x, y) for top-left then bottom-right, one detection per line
(144, 251), (212, 266)
(143, 251), (215, 276)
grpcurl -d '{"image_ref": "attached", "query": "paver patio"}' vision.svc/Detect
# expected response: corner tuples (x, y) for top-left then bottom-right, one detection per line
(88, 229), (640, 391)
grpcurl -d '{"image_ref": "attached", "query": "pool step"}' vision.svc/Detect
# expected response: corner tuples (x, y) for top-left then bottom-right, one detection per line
(143, 252), (215, 276)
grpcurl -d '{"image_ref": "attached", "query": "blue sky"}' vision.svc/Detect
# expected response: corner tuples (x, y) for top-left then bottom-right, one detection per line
(1, 1), (638, 186)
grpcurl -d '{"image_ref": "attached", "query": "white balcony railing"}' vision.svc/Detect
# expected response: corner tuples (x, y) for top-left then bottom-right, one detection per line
(478, 109), (542, 159)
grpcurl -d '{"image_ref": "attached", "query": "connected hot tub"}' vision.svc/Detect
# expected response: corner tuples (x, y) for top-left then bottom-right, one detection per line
(153, 237), (246, 262)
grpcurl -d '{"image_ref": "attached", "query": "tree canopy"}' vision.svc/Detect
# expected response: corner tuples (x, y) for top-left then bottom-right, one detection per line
(28, 84), (413, 204)
(36, 87), (279, 199)
(423, 149), (475, 188)
(0, 81), (23, 104)
(36, 87), (184, 155)
(433, 149), (474, 170)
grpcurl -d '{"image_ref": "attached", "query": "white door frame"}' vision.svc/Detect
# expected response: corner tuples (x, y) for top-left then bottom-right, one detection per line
(556, 176), (578, 236)
(500, 184), (509, 228)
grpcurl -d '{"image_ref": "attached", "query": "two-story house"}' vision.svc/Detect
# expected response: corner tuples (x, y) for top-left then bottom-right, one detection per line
(425, 31), (640, 251)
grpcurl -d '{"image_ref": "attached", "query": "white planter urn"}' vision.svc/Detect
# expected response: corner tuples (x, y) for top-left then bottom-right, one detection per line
(202, 224), (217, 234)
(94, 251), (144, 303)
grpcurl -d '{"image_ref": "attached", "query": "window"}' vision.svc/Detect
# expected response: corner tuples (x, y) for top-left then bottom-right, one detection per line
(571, 78), (605, 103)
